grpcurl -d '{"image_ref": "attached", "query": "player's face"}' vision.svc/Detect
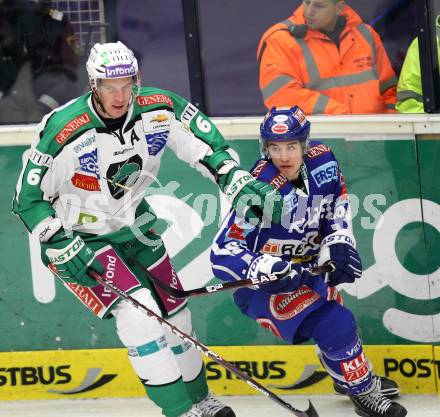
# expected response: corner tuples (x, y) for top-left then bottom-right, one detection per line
(302, 0), (344, 32)
(96, 77), (134, 118)
(267, 140), (303, 181)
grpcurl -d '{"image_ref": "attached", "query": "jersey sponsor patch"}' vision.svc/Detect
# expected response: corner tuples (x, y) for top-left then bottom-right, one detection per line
(269, 285), (320, 320)
(151, 114), (168, 123)
(30, 149), (53, 167)
(71, 173), (101, 191)
(181, 102), (198, 125)
(340, 352), (370, 383)
(142, 110), (171, 133)
(261, 233), (321, 257)
(145, 131), (168, 156)
(270, 174), (288, 189)
(73, 134), (96, 153)
(79, 149), (100, 179)
(179, 102), (213, 134)
(77, 212), (98, 225)
(307, 144), (330, 159)
(137, 94), (173, 107)
(310, 161), (338, 188)
(114, 146), (134, 156)
(55, 112), (92, 144)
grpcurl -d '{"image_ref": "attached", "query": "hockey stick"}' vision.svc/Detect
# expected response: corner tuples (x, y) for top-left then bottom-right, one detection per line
(88, 269), (319, 417)
(133, 258), (335, 299)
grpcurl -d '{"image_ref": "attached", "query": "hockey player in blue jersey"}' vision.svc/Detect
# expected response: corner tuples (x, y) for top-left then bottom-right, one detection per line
(210, 106), (407, 417)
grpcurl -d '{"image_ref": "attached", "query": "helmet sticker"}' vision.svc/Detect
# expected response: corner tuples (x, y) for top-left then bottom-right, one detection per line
(273, 115), (288, 122)
(105, 64), (136, 78)
(271, 123), (289, 134)
(293, 107), (306, 126)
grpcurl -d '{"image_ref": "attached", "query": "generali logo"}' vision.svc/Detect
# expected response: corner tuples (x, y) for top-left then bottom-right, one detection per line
(55, 113), (92, 144)
(137, 94), (173, 107)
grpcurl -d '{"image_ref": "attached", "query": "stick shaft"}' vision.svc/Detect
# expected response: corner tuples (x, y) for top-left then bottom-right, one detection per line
(139, 260), (335, 299)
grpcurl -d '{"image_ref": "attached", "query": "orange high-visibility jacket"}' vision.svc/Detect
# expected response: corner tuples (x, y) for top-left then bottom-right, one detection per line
(257, 4), (397, 114)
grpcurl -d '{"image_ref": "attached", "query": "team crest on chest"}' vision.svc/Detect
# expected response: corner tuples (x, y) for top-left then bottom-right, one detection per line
(106, 154), (143, 199)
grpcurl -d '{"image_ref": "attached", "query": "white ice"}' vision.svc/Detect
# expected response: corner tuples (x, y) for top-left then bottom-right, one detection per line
(0, 394), (438, 417)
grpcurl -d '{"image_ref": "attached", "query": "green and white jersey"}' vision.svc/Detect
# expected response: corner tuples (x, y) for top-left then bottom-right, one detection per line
(13, 87), (230, 236)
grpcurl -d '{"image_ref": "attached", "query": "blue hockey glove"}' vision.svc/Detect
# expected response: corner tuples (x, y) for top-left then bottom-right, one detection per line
(247, 255), (309, 294)
(42, 230), (104, 287)
(218, 167), (284, 224)
(327, 243), (362, 287)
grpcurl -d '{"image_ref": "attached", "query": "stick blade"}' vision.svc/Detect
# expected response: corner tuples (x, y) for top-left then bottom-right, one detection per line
(291, 400), (319, 417)
(304, 400), (319, 417)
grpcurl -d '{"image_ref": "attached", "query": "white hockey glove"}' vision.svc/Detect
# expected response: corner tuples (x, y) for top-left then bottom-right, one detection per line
(247, 254), (309, 294)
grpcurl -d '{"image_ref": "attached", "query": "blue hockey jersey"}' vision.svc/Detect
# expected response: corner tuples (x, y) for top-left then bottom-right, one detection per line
(210, 141), (352, 342)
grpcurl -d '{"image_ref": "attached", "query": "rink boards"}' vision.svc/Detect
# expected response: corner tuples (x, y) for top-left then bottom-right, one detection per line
(1, 126), (440, 350)
(0, 345), (438, 400)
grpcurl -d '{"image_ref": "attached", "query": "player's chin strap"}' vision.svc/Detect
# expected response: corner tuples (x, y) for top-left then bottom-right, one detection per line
(88, 269), (319, 417)
(131, 257), (335, 299)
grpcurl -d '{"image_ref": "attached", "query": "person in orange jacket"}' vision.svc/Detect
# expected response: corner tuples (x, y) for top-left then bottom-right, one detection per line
(257, 0), (397, 115)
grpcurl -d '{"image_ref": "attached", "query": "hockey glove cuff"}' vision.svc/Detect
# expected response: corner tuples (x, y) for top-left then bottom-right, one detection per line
(42, 230), (104, 287)
(319, 232), (362, 287)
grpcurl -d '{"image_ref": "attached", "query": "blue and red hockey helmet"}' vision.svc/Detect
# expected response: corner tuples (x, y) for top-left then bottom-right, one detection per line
(259, 106), (311, 158)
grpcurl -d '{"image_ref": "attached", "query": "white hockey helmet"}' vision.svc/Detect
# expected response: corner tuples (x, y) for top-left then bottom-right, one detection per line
(86, 41), (140, 94)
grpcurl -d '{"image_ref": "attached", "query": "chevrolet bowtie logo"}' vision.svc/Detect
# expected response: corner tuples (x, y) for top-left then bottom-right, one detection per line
(151, 114), (168, 123)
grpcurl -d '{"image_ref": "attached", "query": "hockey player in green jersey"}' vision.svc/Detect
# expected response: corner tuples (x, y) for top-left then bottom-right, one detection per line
(12, 41), (285, 417)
